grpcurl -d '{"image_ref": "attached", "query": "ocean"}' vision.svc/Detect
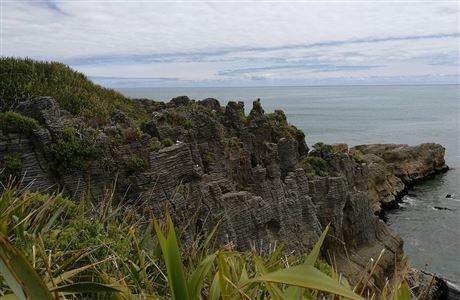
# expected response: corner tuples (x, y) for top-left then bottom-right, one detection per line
(118, 85), (460, 283)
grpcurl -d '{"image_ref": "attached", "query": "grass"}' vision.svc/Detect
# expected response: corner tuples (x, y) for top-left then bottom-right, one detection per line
(0, 111), (40, 135)
(0, 183), (418, 300)
(0, 57), (148, 124)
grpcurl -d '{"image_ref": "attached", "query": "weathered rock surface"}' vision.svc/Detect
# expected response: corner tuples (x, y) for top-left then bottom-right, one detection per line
(349, 143), (448, 213)
(0, 96), (448, 296)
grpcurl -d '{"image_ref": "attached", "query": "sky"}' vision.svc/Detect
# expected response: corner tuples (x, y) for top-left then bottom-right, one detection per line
(2, 0), (460, 87)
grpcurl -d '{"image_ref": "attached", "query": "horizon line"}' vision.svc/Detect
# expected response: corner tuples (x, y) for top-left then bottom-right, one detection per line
(114, 83), (460, 89)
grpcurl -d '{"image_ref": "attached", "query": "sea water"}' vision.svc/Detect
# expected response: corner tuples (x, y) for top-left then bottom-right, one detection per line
(118, 85), (460, 283)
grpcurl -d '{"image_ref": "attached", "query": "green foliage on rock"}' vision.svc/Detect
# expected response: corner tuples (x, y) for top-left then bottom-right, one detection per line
(351, 154), (367, 164)
(184, 119), (193, 130)
(0, 57), (147, 123)
(302, 156), (329, 178)
(50, 126), (97, 174)
(0, 155), (22, 182)
(0, 111), (40, 135)
(124, 155), (148, 175)
(312, 142), (333, 154)
(163, 137), (174, 147)
(148, 137), (162, 152)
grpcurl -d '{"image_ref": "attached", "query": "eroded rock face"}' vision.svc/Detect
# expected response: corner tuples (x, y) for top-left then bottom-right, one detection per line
(352, 143), (448, 185)
(348, 143), (448, 214)
(1, 96), (446, 293)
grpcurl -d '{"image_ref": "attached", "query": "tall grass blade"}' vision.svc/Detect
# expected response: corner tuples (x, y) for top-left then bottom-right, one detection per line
(50, 282), (121, 293)
(284, 223), (331, 299)
(152, 211), (190, 300)
(0, 234), (53, 300)
(188, 253), (216, 300)
(247, 264), (365, 300)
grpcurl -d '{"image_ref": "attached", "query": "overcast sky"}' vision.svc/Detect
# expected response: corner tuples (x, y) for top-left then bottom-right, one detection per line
(3, 0), (460, 87)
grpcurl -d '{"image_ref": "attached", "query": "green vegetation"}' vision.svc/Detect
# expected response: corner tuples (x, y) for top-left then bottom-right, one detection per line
(289, 125), (305, 139)
(50, 126), (97, 174)
(351, 154), (367, 164)
(266, 111), (305, 141)
(163, 137), (174, 147)
(312, 142), (333, 154)
(184, 119), (193, 130)
(0, 111), (40, 135)
(149, 137), (163, 152)
(0, 155), (22, 181)
(0, 186), (372, 300)
(0, 57), (147, 123)
(302, 156), (329, 178)
(124, 155), (148, 175)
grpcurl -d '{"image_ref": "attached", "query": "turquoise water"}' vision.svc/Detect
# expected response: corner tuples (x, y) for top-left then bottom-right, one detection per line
(119, 85), (460, 283)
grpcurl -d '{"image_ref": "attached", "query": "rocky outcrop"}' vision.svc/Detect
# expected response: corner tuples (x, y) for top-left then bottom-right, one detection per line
(349, 144), (448, 213)
(2, 96), (447, 295)
(352, 143), (448, 185)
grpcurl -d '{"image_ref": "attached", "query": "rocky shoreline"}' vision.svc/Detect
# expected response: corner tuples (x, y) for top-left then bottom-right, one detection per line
(0, 96), (452, 298)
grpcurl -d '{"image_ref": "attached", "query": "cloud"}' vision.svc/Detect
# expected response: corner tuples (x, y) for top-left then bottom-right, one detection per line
(2, 1), (459, 86)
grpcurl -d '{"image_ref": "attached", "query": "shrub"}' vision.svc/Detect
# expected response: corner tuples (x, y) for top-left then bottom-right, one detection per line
(0, 111), (39, 135)
(50, 126), (97, 174)
(124, 155), (148, 175)
(302, 156), (329, 178)
(184, 119), (193, 130)
(163, 137), (173, 147)
(149, 137), (162, 152)
(289, 125), (305, 139)
(351, 154), (367, 164)
(312, 142), (333, 154)
(122, 126), (142, 143)
(0, 154), (22, 181)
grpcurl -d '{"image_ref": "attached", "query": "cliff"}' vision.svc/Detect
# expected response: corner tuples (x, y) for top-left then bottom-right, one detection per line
(0, 95), (449, 296)
(350, 143), (448, 213)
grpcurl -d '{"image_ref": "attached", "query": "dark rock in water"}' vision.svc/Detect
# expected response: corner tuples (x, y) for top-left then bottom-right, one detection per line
(446, 194), (453, 198)
(433, 206), (455, 211)
(405, 269), (460, 300)
(408, 192), (417, 197)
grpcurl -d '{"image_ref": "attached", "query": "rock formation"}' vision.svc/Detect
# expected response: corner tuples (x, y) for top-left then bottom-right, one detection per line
(349, 143), (448, 213)
(0, 96), (449, 295)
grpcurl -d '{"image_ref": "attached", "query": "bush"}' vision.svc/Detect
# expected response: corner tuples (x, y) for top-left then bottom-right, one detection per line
(302, 156), (329, 178)
(312, 142), (333, 154)
(0, 57), (147, 123)
(0, 154), (22, 181)
(149, 137), (162, 152)
(289, 125), (305, 139)
(163, 137), (173, 147)
(50, 126), (97, 174)
(124, 155), (148, 175)
(351, 154), (367, 164)
(0, 111), (39, 135)
(184, 119), (193, 130)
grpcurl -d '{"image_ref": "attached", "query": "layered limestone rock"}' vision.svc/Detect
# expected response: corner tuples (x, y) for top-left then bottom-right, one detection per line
(1, 96), (447, 294)
(349, 143), (448, 213)
(351, 143), (448, 185)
